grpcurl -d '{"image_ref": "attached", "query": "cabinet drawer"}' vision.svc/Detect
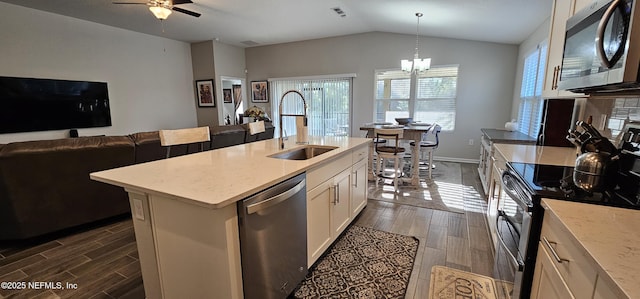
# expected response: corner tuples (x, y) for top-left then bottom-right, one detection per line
(307, 153), (352, 190)
(540, 212), (597, 299)
(352, 144), (368, 164)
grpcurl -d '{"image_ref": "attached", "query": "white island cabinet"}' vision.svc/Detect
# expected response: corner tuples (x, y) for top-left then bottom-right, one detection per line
(90, 136), (370, 299)
(531, 199), (640, 299)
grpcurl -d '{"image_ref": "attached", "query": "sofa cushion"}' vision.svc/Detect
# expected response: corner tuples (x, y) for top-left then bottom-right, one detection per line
(0, 136), (135, 240)
(210, 125), (246, 149)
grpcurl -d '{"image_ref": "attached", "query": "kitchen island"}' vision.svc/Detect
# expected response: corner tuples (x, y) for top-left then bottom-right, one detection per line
(538, 199), (640, 298)
(90, 136), (371, 299)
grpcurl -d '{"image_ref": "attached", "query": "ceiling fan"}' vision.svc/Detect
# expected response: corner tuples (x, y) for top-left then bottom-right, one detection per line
(113, 0), (201, 20)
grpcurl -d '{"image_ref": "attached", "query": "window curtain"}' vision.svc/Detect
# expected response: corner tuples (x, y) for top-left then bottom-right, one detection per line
(270, 75), (353, 138)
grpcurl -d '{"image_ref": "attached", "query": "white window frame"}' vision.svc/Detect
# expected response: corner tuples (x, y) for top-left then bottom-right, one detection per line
(518, 42), (547, 137)
(374, 65), (459, 131)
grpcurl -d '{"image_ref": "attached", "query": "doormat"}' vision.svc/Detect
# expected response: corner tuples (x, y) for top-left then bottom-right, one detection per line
(428, 266), (499, 299)
(292, 225), (419, 299)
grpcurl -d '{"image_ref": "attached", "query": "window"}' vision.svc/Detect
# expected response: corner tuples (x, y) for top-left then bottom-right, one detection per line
(375, 65), (459, 131)
(270, 76), (352, 138)
(518, 43), (547, 137)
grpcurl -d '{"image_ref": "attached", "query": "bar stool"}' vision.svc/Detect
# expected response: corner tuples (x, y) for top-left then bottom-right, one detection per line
(409, 124), (441, 179)
(365, 128), (388, 175)
(159, 126), (211, 158)
(374, 128), (405, 190)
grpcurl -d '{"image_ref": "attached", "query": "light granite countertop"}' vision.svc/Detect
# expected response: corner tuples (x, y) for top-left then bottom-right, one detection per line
(542, 199), (640, 298)
(494, 143), (577, 166)
(91, 136), (370, 209)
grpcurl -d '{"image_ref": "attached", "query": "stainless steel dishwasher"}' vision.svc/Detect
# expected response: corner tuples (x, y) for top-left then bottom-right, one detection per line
(237, 173), (307, 299)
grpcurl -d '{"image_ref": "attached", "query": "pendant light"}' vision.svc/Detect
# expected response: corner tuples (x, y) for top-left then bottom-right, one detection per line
(401, 13), (431, 73)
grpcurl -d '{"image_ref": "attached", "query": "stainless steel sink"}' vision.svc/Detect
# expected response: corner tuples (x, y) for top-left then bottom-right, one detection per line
(269, 145), (338, 160)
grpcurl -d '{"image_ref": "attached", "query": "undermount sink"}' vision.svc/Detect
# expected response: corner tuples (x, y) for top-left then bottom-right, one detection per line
(269, 145), (338, 160)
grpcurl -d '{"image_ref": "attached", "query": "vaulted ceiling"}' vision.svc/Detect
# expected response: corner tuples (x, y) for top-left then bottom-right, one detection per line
(0, 0), (553, 47)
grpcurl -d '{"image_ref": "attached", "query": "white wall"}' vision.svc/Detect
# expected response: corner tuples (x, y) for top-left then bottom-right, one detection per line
(0, 2), (197, 143)
(245, 32), (519, 160)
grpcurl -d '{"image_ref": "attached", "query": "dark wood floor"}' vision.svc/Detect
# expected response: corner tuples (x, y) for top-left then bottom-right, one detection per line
(0, 162), (493, 299)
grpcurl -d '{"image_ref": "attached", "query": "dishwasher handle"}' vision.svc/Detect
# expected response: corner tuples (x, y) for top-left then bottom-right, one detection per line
(246, 179), (306, 214)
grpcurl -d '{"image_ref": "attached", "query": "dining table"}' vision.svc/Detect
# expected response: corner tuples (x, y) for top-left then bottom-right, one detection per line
(359, 123), (435, 186)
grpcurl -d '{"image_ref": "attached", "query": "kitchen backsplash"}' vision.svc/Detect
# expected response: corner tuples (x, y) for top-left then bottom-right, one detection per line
(581, 97), (640, 141)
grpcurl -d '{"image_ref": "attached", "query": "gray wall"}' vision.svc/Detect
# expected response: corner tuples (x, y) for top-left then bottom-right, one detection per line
(246, 32), (519, 161)
(0, 2), (197, 143)
(191, 40), (247, 126)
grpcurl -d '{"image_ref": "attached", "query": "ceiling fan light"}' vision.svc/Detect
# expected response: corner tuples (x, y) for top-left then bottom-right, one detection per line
(149, 6), (172, 20)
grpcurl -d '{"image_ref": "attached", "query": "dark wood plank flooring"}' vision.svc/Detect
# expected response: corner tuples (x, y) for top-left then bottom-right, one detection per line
(0, 162), (494, 299)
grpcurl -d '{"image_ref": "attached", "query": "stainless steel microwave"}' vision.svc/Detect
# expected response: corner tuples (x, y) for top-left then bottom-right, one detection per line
(558, 0), (640, 94)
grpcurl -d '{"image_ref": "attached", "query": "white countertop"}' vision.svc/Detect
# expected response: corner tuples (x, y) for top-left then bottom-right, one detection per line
(91, 136), (370, 209)
(542, 199), (640, 298)
(494, 144), (577, 166)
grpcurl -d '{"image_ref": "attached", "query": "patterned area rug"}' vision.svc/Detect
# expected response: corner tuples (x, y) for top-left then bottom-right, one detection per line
(428, 266), (499, 299)
(292, 225), (419, 299)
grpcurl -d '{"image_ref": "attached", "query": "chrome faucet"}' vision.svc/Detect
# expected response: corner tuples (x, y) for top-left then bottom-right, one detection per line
(279, 90), (308, 149)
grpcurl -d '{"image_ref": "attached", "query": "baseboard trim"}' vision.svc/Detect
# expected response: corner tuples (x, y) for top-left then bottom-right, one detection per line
(433, 156), (479, 164)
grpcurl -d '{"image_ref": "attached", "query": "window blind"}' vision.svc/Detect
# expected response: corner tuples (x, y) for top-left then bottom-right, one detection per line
(270, 76), (352, 138)
(517, 43), (547, 137)
(416, 65), (459, 130)
(374, 66), (459, 129)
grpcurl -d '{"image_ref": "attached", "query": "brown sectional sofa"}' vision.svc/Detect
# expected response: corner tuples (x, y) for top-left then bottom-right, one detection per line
(0, 123), (275, 240)
(0, 136), (136, 240)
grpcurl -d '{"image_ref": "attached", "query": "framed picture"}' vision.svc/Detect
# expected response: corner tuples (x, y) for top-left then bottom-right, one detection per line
(251, 81), (268, 103)
(223, 88), (232, 103)
(196, 79), (215, 107)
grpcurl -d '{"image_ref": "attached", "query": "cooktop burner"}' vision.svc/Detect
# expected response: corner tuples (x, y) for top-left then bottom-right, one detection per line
(507, 162), (640, 210)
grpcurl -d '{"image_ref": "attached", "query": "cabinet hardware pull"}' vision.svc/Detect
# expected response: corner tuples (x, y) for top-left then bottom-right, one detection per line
(331, 185), (337, 205)
(336, 184), (340, 203)
(353, 171), (358, 188)
(543, 237), (569, 263)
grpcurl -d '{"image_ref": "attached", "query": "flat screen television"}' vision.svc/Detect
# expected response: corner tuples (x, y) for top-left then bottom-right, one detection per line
(0, 76), (112, 134)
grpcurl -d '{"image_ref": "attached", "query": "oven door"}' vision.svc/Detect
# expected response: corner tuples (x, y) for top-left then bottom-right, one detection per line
(495, 171), (533, 299)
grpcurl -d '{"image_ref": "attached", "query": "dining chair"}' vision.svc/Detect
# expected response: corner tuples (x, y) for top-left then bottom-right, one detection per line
(364, 125), (388, 175)
(409, 124), (441, 179)
(159, 126), (211, 158)
(373, 128), (405, 190)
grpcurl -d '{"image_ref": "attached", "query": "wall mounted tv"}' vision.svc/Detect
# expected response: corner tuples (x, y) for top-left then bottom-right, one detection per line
(0, 76), (112, 134)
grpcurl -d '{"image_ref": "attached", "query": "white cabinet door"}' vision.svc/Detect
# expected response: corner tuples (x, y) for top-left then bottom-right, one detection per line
(593, 277), (620, 299)
(543, 0), (584, 98)
(530, 243), (576, 299)
(332, 168), (352, 237)
(351, 159), (367, 217)
(306, 179), (333, 267)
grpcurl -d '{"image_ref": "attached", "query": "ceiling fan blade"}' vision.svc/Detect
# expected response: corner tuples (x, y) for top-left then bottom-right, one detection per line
(172, 0), (194, 5)
(172, 6), (201, 17)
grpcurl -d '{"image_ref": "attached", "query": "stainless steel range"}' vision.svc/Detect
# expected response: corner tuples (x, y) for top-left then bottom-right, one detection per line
(495, 122), (640, 299)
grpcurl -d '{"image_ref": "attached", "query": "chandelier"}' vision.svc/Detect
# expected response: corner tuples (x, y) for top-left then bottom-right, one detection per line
(401, 13), (431, 73)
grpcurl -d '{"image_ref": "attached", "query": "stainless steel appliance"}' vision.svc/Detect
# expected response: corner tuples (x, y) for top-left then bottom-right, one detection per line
(495, 171), (533, 299)
(558, 0), (640, 93)
(496, 123), (640, 298)
(237, 173), (308, 299)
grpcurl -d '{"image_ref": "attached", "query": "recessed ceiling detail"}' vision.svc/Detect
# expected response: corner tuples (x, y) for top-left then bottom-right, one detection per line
(331, 7), (346, 18)
(241, 40), (260, 46)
